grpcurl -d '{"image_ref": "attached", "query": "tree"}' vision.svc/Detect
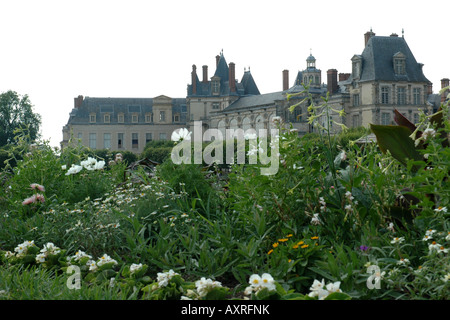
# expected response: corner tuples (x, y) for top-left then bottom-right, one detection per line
(0, 90), (41, 146)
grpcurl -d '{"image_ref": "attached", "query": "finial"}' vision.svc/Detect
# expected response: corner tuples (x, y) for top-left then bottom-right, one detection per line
(402, 28), (404, 37)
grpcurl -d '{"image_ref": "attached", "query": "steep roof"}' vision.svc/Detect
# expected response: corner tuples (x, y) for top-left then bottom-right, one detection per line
(358, 36), (430, 83)
(213, 53), (229, 82)
(221, 91), (285, 113)
(240, 70), (260, 95)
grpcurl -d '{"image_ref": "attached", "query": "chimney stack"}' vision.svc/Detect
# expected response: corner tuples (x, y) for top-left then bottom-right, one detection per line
(283, 70), (289, 91)
(327, 69), (338, 95)
(364, 30), (375, 46)
(339, 73), (351, 82)
(191, 65), (197, 95)
(229, 62), (236, 92)
(202, 65), (208, 83)
(427, 83), (433, 95)
(74, 95), (84, 108)
(441, 78), (449, 103)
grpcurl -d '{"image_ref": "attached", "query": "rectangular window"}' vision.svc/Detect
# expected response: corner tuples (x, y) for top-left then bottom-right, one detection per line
(132, 114), (138, 123)
(212, 81), (220, 94)
(413, 88), (421, 105)
(145, 113), (152, 123)
(89, 113), (96, 123)
(118, 133), (124, 149)
(381, 87), (389, 104)
(118, 113), (124, 123)
(212, 102), (220, 110)
(174, 114), (180, 122)
(381, 112), (391, 125)
(104, 114), (110, 123)
(394, 59), (405, 75)
(132, 133), (139, 149)
(352, 114), (359, 127)
(397, 87), (406, 105)
(159, 111), (166, 122)
(146, 133), (152, 144)
(103, 133), (111, 149)
(89, 133), (97, 149)
(353, 94), (360, 107)
(159, 133), (167, 141)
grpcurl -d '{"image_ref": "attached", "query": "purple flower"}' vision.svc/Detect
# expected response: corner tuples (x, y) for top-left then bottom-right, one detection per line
(359, 245), (369, 252)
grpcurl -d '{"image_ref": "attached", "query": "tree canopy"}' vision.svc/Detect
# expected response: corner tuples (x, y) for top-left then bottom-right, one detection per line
(0, 90), (41, 146)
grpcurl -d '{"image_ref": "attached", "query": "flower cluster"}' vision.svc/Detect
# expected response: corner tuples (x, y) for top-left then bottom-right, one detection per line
(194, 277), (223, 298)
(65, 157), (105, 175)
(244, 273), (276, 295)
(156, 269), (180, 288)
(13, 240), (37, 257)
(22, 183), (46, 205)
(36, 242), (61, 263)
(308, 279), (343, 300)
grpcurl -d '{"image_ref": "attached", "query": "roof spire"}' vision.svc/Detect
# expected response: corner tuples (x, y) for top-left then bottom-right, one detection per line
(402, 28), (404, 38)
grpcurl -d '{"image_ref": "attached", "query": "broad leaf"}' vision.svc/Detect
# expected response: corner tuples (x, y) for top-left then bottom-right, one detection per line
(370, 124), (422, 169)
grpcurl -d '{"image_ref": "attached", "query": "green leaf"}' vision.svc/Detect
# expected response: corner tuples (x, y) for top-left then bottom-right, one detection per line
(370, 124), (422, 169)
(324, 292), (352, 300)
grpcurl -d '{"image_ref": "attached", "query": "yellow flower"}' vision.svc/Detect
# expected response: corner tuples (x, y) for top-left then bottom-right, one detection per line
(288, 259), (292, 263)
(292, 244), (299, 249)
(301, 244), (309, 249)
(297, 241), (304, 246)
(311, 236), (319, 240)
(273, 243), (279, 248)
(267, 249), (273, 255)
(278, 238), (289, 243)
(286, 234), (293, 238)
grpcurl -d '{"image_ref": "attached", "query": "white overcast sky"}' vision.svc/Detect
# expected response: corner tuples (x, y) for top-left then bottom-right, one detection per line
(0, 0), (448, 148)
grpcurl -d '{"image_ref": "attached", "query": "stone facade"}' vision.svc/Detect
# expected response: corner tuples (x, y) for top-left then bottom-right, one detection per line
(61, 31), (446, 154)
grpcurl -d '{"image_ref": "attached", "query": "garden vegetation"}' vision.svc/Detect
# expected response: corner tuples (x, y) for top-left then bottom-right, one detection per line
(0, 87), (448, 300)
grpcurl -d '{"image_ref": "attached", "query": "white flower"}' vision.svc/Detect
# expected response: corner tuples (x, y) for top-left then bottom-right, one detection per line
(434, 206), (448, 213)
(157, 269), (179, 287)
(428, 242), (447, 254)
(93, 160), (105, 170)
(308, 279), (330, 300)
(397, 258), (410, 266)
(171, 128), (192, 142)
(87, 260), (97, 272)
(195, 277), (223, 298)
(311, 213), (321, 225)
(442, 273), (450, 282)
(66, 164), (83, 175)
(446, 232), (450, 241)
(36, 253), (46, 263)
(391, 237), (405, 244)
(96, 254), (118, 267)
(345, 191), (354, 202)
(245, 273), (276, 295)
(72, 250), (92, 261)
(340, 151), (347, 161)
(422, 127), (436, 140)
(130, 263), (143, 274)
(325, 281), (342, 294)
(244, 132), (257, 140)
(40, 242), (61, 256)
(14, 240), (35, 256)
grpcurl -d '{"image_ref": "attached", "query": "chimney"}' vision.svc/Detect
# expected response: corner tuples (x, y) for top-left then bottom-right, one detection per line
(327, 69), (338, 95)
(441, 78), (449, 103)
(229, 62), (236, 92)
(427, 83), (433, 95)
(202, 65), (208, 83)
(191, 65), (197, 95)
(74, 95), (83, 108)
(339, 73), (351, 82)
(216, 55), (220, 68)
(364, 30), (375, 46)
(283, 70), (289, 91)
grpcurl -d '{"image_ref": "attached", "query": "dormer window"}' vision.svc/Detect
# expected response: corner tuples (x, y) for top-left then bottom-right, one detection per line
(211, 76), (220, 95)
(351, 55), (362, 79)
(393, 52), (406, 75)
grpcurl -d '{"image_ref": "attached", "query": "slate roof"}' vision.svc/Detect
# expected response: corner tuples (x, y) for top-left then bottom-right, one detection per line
(220, 91), (286, 114)
(67, 96), (187, 124)
(187, 53), (260, 97)
(356, 36), (430, 83)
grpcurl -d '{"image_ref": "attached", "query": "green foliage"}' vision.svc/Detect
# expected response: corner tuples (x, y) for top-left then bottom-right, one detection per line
(0, 90), (41, 146)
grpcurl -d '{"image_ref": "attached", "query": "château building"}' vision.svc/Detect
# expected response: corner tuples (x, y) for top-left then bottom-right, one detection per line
(61, 30), (446, 153)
